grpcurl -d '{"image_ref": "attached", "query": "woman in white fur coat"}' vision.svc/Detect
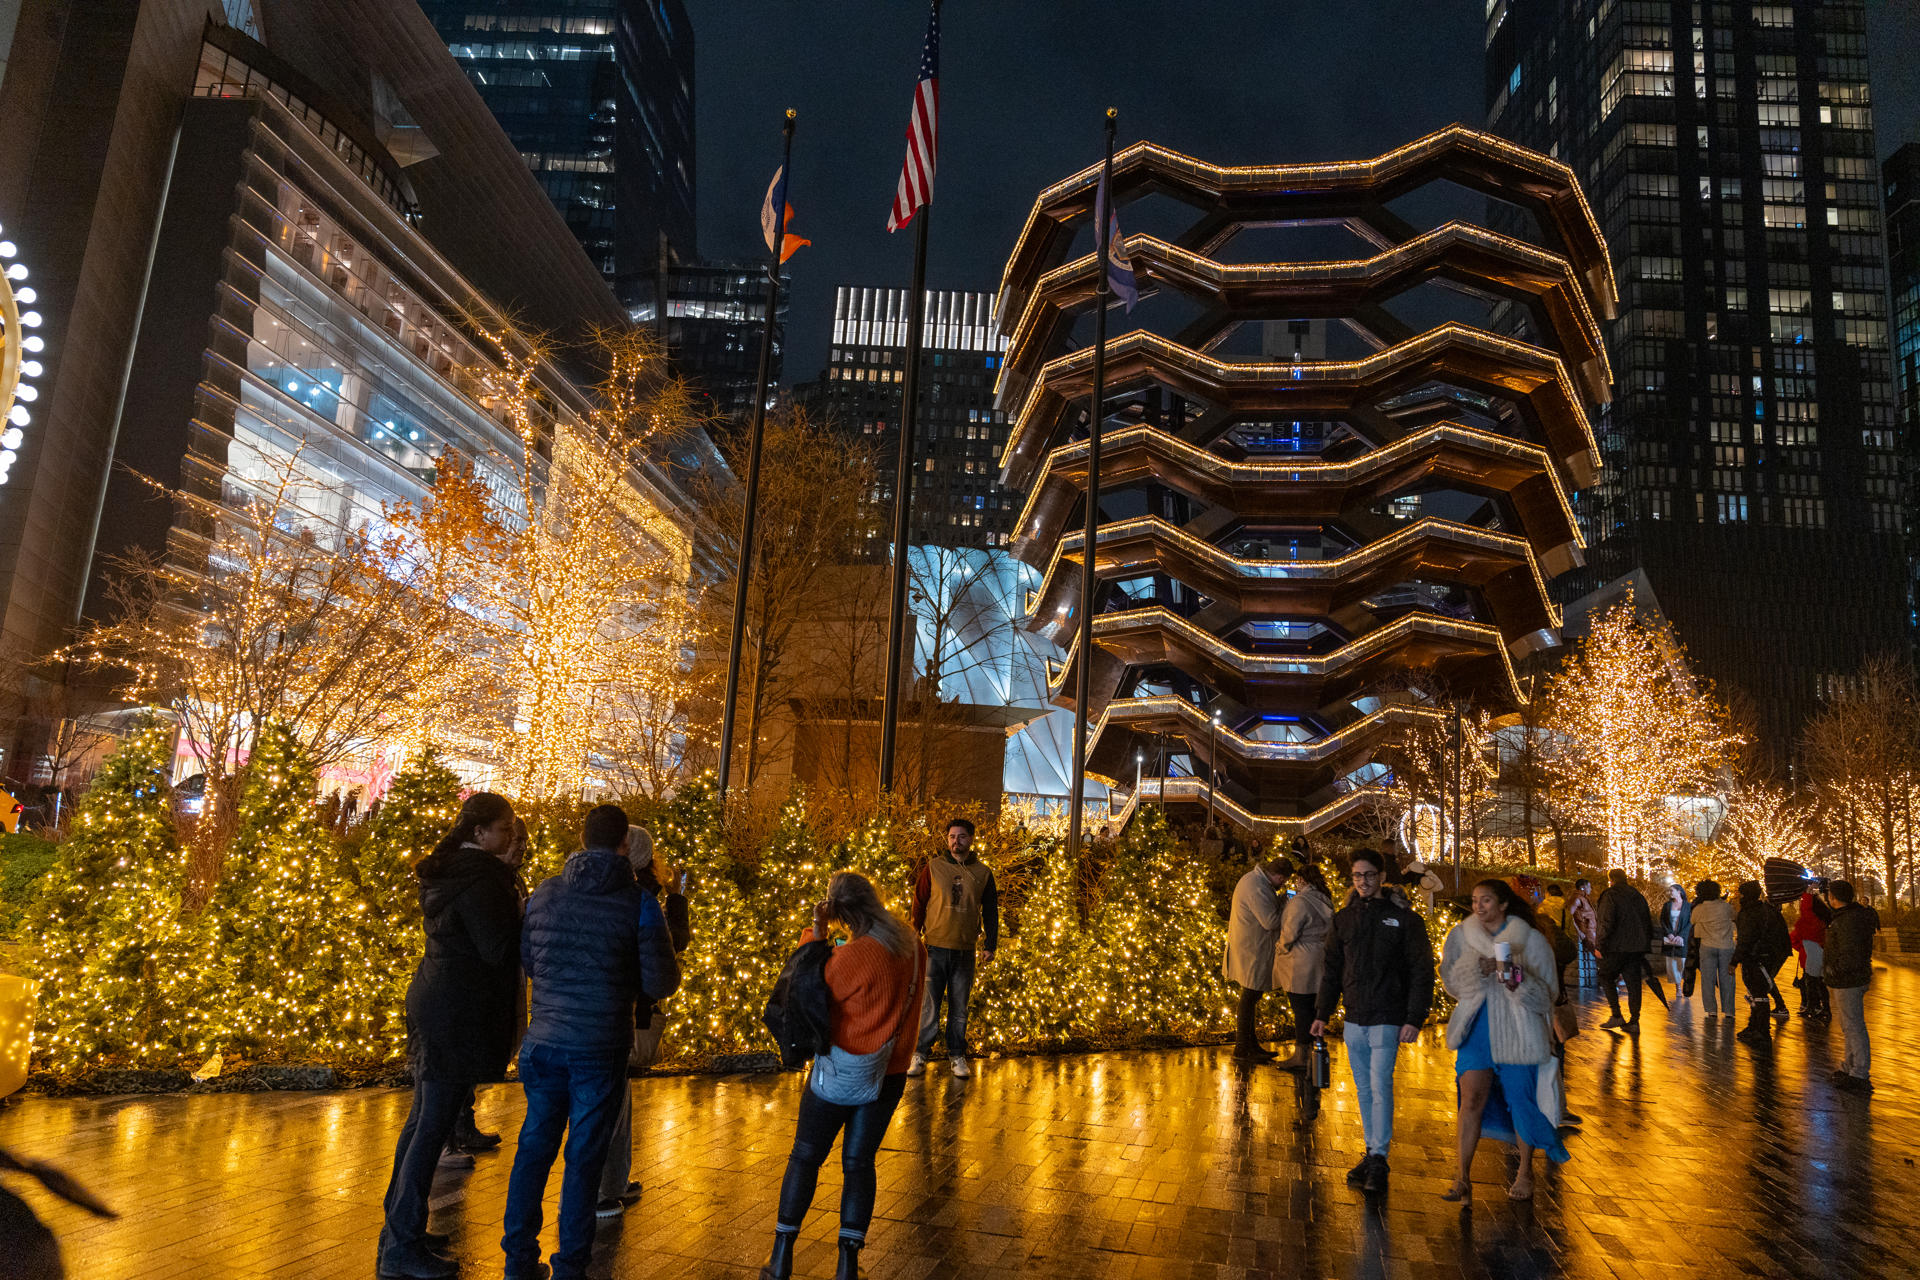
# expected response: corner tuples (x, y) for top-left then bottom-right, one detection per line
(1439, 878), (1571, 1203)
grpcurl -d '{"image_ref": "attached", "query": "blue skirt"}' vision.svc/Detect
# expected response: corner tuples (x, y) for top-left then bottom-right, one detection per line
(1455, 1008), (1571, 1164)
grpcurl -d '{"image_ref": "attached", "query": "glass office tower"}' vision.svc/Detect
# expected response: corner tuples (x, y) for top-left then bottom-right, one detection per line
(1486, 0), (1904, 751)
(419, 0), (695, 278)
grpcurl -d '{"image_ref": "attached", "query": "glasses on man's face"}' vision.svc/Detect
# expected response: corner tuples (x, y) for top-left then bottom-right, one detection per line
(1352, 870), (1382, 883)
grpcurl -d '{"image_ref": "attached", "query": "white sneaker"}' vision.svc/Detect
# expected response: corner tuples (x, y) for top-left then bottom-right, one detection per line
(950, 1055), (972, 1079)
(906, 1052), (926, 1078)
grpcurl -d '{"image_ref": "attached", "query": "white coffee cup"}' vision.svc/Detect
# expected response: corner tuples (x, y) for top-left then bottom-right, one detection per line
(1493, 941), (1512, 963)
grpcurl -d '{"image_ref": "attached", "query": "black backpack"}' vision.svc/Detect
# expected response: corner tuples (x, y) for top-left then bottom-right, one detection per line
(763, 939), (834, 1069)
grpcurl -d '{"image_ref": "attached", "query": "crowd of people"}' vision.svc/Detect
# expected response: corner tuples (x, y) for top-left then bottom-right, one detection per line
(374, 807), (996, 1280)
(1224, 845), (1888, 1202)
(375, 799), (1887, 1277)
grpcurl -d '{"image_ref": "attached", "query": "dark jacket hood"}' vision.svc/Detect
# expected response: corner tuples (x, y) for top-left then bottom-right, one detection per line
(417, 845), (513, 918)
(564, 847), (636, 895)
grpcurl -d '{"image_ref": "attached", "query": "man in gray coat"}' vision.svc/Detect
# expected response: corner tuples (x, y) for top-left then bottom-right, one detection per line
(1224, 859), (1290, 1061)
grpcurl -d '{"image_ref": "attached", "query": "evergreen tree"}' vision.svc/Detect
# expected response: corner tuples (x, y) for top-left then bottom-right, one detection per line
(352, 749), (464, 1052)
(975, 835), (1085, 1048)
(653, 777), (778, 1059)
(204, 724), (386, 1059)
(31, 721), (203, 1069)
(1082, 810), (1229, 1039)
(755, 791), (830, 950)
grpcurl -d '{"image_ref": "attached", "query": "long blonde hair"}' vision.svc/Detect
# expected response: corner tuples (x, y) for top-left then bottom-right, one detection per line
(826, 872), (915, 959)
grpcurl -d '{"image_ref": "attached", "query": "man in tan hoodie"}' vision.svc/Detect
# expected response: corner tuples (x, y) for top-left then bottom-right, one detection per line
(907, 817), (998, 1079)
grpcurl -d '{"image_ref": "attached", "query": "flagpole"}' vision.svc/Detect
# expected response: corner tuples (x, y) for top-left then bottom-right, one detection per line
(878, 205), (932, 794)
(1067, 109), (1118, 854)
(717, 108), (796, 801)
(878, 0), (942, 795)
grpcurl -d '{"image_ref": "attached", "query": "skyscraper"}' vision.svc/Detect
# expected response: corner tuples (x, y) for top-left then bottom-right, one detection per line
(802, 287), (1013, 555)
(619, 261), (785, 431)
(1485, 0), (1904, 751)
(1888, 143), (1919, 478)
(418, 0), (695, 278)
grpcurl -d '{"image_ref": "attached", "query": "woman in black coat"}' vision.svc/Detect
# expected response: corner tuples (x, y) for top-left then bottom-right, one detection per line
(1731, 880), (1791, 1048)
(379, 793), (524, 1280)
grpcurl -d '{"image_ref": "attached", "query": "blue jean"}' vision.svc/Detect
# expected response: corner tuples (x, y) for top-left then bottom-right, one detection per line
(917, 945), (976, 1058)
(501, 1042), (628, 1279)
(1342, 1023), (1402, 1157)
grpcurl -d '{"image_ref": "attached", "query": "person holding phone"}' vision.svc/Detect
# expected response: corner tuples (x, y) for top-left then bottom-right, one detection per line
(761, 873), (924, 1280)
(378, 794), (524, 1280)
(1311, 849), (1434, 1194)
(1439, 879), (1569, 1203)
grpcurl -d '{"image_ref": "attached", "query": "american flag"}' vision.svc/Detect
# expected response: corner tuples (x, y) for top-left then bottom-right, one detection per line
(886, 1), (940, 233)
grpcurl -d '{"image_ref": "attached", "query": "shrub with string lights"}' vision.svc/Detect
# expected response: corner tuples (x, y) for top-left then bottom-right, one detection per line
(30, 722), (204, 1070)
(351, 749), (464, 1048)
(201, 724), (392, 1059)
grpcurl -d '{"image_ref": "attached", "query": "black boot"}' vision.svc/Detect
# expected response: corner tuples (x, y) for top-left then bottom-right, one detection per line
(760, 1231), (796, 1280)
(834, 1238), (862, 1280)
(1735, 1000), (1771, 1046)
(1812, 977), (1832, 1020)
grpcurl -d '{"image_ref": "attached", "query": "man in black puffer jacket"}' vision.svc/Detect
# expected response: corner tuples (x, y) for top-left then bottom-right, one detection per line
(1309, 849), (1434, 1194)
(502, 805), (681, 1280)
(1732, 879), (1792, 1048)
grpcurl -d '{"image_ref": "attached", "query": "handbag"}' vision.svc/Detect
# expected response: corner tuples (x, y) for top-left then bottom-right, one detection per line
(1682, 935), (1700, 998)
(1550, 998), (1580, 1044)
(1536, 1053), (1565, 1129)
(807, 1036), (896, 1106)
(631, 1010), (664, 1071)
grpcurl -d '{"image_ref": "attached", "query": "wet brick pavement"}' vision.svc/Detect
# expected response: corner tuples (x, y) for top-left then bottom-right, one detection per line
(6, 962), (1920, 1279)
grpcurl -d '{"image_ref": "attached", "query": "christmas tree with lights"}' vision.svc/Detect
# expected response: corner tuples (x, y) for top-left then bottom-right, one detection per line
(975, 835), (1086, 1048)
(1081, 810), (1229, 1040)
(31, 721), (203, 1070)
(205, 724), (390, 1060)
(651, 777), (778, 1059)
(351, 749), (464, 1050)
(755, 791), (830, 950)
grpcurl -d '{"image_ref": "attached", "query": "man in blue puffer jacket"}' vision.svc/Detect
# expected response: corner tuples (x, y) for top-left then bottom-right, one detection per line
(501, 805), (681, 1280)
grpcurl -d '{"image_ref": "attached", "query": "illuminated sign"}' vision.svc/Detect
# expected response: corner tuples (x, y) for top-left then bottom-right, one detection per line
(0, 222), (44, 486)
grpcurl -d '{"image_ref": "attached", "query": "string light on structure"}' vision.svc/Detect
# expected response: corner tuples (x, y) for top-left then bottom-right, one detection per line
(0, 222), (47, 487)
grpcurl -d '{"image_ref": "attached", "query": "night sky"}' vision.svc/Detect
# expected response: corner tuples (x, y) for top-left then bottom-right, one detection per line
(686, 0), (1920, 386)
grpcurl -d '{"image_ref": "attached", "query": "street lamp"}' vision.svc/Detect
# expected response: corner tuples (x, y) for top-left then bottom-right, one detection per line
(1207, 708), (1222, 831)
(1134, 750), (1143, 805)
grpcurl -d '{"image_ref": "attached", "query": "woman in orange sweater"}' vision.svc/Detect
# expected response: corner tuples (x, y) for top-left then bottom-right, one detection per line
(762, 872), (925, 1280)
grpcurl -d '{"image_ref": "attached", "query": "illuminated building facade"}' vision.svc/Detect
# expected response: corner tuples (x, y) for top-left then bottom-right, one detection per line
(998, 129), (1616, 834)
(417, 0), (696, 278)
(803, 286), (1014, 555)
(1486, 0), (1905, 749)
(0, 0), (708, 788)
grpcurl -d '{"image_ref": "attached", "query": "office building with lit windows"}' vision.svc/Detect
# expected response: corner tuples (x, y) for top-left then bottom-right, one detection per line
(1485, 0), (1906, 749)
(418, 0), (695, 278)
(619, 260), (785, 431)
(0, 0), (711, 786)
(802, 287), (1014, 555)
(1889, 145), (1920, 471)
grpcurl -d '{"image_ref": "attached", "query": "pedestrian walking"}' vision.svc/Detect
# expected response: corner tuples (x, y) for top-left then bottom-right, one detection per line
(1568, 879), (1599, 988)
(760, 873), (925, 1280)
(1823, 879), (1880, 1094)
(1310, 849), (1435, 1194)
(1657, 883), (1692, 994)
(379, 794), (525, 1280)
(1732, 880), (1791, 1048)
(1224, 857), (1289, 1061)
(502, 805), (682, 1280)
(1691, 880), (1736, 1018)
(1789, 885), (1831, 1021)
(907, 817), (997, 1080)
(1439, 879), (1570, 1203)
(595, 825), (692, 1218)
(1595, 869), (1660, 1030)
(1273, 864), (1334, 1071)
